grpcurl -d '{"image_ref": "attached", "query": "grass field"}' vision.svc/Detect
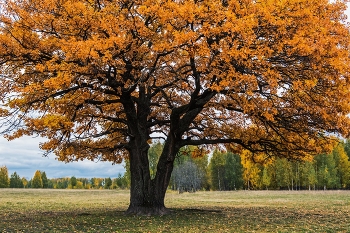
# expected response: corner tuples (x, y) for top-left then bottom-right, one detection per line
(0, 189), (349, 232)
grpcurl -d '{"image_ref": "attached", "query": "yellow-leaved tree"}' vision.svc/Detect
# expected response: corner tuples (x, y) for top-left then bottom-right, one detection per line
(241, 149), (263, 190)
(1, 0), (350, 215)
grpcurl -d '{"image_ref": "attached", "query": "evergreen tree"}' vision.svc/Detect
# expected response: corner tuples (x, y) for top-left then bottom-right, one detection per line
(9, 172), (23, 188)
(41, 171), (49, 188)
(90, 178), (96, 189)
(56, 178), (69, 189)
(32, 170), (43, 188)
(70, 176), (77, 188)
(224, 152), (243, 190)
(115, 173), (129, 189)
(115, 174), (123, 189)
(0, 166), (9, 188)
(47, 179), (54, 188)
(104, 177), (112, 189)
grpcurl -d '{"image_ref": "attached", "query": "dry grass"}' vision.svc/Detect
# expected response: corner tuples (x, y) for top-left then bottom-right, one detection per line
(1, 189), (349, 232)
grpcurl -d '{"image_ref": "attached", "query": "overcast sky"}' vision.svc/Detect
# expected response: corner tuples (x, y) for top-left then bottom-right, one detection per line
(0, 135), (125, 179)
(1, 5), (350, 180)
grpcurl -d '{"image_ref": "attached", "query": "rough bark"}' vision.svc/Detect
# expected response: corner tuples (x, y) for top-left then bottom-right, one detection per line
(122, 83), (181, 216)
(123, 77), (210, 215)
(125, 134), (179, 216)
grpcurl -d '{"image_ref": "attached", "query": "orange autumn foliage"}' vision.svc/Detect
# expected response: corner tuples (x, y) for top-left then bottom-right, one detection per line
(0, 0), (350, 164)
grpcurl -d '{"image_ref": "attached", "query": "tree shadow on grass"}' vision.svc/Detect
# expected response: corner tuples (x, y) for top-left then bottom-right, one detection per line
(1, 207), (349, 232)
(167, 206), (350, 232)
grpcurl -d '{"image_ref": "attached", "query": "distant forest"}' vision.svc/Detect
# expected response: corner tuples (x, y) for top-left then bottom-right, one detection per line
(1, 140), (350, 191)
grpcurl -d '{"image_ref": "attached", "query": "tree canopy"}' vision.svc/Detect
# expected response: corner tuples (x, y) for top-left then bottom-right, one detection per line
(32, 170), (43, 188)
(0, 166), (9, 188)
(9, 171), (23, 188)
(1, 0), (350, 214)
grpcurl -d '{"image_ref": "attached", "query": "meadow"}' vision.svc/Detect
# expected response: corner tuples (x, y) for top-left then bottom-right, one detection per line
(0, 189), (349, 232)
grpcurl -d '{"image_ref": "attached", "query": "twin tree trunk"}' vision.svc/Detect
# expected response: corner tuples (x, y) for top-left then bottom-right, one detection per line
(125, 134), (179, 215)
(121, 84), (205, 215)
(122, 87), (182, 215)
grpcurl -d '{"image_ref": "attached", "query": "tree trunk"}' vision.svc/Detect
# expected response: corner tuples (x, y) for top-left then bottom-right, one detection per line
(121, 85), (182, 215)
(125, 135), (179, 216)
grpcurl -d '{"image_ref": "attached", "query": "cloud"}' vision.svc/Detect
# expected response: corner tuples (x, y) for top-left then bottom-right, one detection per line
(0, 136), (125, 179)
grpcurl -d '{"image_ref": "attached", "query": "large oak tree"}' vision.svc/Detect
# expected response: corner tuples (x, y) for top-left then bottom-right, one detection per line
(1, 0), (350, 214)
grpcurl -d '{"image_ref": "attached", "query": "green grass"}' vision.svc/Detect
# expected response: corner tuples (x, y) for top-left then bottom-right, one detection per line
(1, 189), (350, 232)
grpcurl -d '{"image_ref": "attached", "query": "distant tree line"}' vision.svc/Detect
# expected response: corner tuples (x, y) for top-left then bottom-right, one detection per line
(0, 168), (130, 190)
(1, 140), (350, 191)
(166, 141), (350, 191)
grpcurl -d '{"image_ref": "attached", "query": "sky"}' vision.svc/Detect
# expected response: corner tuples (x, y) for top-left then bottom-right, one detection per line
(1, 4), (350, 180)
(0, 136), (125, 179)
